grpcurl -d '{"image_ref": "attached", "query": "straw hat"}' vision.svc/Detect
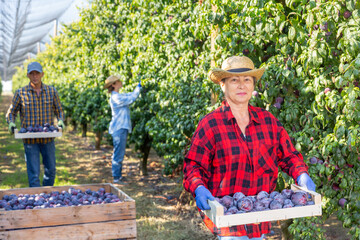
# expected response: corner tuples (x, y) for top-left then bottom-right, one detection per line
(209, 56), (265, 84)
(104, 75), (120, 89)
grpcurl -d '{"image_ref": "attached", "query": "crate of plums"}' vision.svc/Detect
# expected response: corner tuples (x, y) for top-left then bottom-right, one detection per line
(0, 183), (136, 240)
(204, 184), (322, 228)
(14, 123), (62, 139)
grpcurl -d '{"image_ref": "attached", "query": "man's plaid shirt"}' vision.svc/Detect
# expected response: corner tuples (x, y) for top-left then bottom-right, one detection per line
(183, 101), (308, 238)
(6, 83), (64, 144)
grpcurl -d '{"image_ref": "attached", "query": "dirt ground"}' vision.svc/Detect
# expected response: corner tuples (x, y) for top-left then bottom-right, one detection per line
(0, 93), (351, 240)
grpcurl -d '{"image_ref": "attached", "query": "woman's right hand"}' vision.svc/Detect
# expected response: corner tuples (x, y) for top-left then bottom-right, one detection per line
(195, 185), (215, 210)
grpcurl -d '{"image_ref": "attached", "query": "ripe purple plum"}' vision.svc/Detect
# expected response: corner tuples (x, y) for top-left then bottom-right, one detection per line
(260, 197), (272, 208)
(256, 191), (269, 201)
(225, 206), (238, 215)
(237, 197), (254, 212)
(275, 97), (284, 104)
(309, 157), (318, 164)
(291, 191), (307, 206)
(283, 204), (293, 208)
(344, 11), (352, 19)
(269, 191), (280, 199)
(281, 189), (294, 199)
(233, 192), (245, 202)
(273, 102), (281, 109)
(253, 201), (267, 211)
(269, 200), (283, 210)
(248, 196), (256, 203)
(220, 195), (234, 208)
(338, 198), (347, 208)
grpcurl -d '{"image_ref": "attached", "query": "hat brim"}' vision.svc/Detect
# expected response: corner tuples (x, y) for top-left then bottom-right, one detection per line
(104, 80), (116, 89)
(209, 68), (265, 84)
(104, 79), (120, 89)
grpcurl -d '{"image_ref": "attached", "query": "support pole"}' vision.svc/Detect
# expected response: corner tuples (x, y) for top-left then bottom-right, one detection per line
(210, 4), (218, 105)
(54, 19), (58, 36)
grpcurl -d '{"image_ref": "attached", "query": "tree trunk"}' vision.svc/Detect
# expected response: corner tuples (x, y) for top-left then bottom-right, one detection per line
(95, 130), (102, 150)
(81, 123), (87, 137)
(71, 119), (77, 131)
(140, 133), (151, 176)
(280, 219), (294, 240)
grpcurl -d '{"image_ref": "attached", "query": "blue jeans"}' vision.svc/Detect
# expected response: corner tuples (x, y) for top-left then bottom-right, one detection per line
(111, 128), (128, 179)
(24, 141), (56, 187)
(218, 234), (265, 240)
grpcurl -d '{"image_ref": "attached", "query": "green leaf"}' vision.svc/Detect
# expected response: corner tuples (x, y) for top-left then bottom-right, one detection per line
(288, 26), (296, 40)
(346, 0), (355, 11)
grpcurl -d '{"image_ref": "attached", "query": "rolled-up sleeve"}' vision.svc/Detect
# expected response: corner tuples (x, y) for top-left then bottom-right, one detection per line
(276, 126), (308, 181)
(52, 87), (64, 121)
(183, 119), (215, 195)
(6, 90), (21, 123)
(112, 86), (141, 108)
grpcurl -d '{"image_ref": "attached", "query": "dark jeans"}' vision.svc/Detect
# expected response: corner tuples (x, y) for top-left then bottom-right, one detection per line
(111, 128), (128, 180)
(24, 141), (56, 187)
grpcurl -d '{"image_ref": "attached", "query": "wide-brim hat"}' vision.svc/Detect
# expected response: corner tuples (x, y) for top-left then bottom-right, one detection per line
(209, 56), (265, 84)
(104, 75), (120, 89)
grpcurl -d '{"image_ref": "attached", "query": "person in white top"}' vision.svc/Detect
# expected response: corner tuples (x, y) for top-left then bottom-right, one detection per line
(104, 75), (141, 183)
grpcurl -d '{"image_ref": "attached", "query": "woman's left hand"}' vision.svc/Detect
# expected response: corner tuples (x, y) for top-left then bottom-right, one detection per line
(297, 173), (316, 191)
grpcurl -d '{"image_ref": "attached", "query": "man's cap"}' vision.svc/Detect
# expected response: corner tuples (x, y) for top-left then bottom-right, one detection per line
(27, 62), (43, 74)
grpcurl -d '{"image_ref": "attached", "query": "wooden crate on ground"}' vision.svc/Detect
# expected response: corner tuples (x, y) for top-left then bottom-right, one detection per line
(204, 184), (322, 228)
(14, 127), (63, 139)
(0, 183), (136, 240)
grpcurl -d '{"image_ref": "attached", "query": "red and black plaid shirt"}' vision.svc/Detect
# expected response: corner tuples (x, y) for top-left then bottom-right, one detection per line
(183, 100), (308, 238)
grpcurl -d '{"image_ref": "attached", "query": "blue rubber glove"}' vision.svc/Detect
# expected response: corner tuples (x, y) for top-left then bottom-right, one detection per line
(194, 186), (215, 210)
(297, 173), (316, 192)
(138, 80), (142, 88)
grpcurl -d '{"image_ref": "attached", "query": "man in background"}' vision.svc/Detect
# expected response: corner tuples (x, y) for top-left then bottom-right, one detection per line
(6, 62), (65, 187)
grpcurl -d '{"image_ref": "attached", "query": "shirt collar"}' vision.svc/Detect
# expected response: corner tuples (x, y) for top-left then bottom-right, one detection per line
(27, 83), (45, 92)
(221, 100), (261, 125)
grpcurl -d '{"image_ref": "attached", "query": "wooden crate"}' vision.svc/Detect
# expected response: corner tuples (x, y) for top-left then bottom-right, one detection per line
(14, 127), (62, 139)
(204, 184), (322, 228)
(0, 183), (136, 240)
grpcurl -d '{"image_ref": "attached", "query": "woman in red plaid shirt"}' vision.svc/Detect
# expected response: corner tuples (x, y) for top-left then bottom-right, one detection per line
(183, 56), (315, 239)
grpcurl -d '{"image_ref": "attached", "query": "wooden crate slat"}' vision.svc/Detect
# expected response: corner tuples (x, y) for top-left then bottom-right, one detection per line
(0, 219), (137, 240)
(14, 127), (62, 139)
(213, 204), (322, 227)
(109, 183), (133, 202)
(204, 184), (322, 228)
(0, 183), (136, 231)
(0, 201), (135, 230)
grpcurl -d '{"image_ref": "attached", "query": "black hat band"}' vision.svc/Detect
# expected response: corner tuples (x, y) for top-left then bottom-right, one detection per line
(227, 68), (252, 73)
